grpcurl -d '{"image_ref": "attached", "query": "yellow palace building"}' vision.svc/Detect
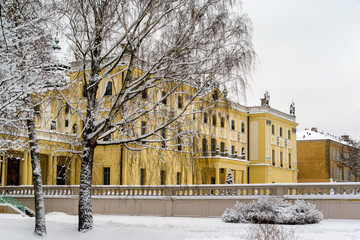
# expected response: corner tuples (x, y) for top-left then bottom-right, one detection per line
(0, 91), (298, 187)
(0, 58), (298, 186)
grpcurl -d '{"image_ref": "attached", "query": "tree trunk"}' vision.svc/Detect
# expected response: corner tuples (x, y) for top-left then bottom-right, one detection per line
(78, 140), (95, 232)
(26, 117), (47, 236)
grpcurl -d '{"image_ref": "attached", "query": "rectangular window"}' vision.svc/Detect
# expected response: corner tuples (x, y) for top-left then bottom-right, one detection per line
(336, 168), (338, 180)
(51, 120), (56, 131)
(288, 130), (291, 139)
(280, 127), (283, 137)
(56, 165), (66, 185)
(160, 170), (166, 185)
(231, 120), (235, 131)
(65, 104), (70, 114)
(221, 117), (225, 128)
(105, 81), (113, 96)
(178, 96), (183, 109)
(271, 125), (275, 135)
(212, 115), (216, 126)
(202, 138), (207, 156)
(140, 169), (145, 185)
(177, 172), (181, 185)
(335, 149), (338, 160)
(103, 167), (110, 185)
(82, 85), (87, 98)
(141, 121), (147, 135)
(241, 123), (245, 133)
(161, 91), (167, 104)
(34, 105), (40, 115)
(288, 153), (291, 169)
(203, 113), (208, 124)
(177, 135), (182, 151)
(220, 142), (225, 156)
(231, 145), (235, 156)
(65, 119), (69, 128)
(72, 123), (77, 134)
(280, 152), (283, 167)
(272, 150), (275, 166)
(142, 89), (148, 99)
(161, 128), (166, 148)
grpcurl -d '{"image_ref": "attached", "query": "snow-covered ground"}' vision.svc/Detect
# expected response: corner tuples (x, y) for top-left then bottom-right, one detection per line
(1, 213), (360, 240)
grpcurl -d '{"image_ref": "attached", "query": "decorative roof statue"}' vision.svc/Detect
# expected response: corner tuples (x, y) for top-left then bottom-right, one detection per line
(264, 91), (270, 106)
(290, 101), (295, 116)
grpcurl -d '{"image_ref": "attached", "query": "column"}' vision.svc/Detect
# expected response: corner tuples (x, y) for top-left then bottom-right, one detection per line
(52, 156), (57, 185)
(20, 152), (28, 185)
(75, 156), (81, 185)
(215, 167), (220, 185)
(26, 152), (33, 185)
(0, 156), (5, 186)
(47, 155), (52, 185)
(234, 170), (239, 184)
(70, 158), (75, 185)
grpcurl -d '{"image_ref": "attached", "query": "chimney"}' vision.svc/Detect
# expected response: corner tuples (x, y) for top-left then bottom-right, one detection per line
(311, 127), (318, 132)
(260, 98), (265, 106)
(341, 135), (350, 142)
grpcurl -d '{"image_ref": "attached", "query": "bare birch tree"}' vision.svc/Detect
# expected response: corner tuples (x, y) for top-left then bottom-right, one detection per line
(57, 0), (255, 232)
(0, 0), (67, 236)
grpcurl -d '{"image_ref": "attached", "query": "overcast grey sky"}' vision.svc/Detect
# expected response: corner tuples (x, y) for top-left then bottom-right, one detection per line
(240, 0), (360, 140)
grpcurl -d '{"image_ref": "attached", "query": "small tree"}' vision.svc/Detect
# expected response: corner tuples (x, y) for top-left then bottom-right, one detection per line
(225, 169), (234, 184)
(0, 0), (66, 236)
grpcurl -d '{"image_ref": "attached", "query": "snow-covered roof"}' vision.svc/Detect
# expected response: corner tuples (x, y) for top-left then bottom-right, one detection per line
(297, 128), (351, 146)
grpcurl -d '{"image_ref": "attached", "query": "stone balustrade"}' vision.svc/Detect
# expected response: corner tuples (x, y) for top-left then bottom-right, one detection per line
(1, 183), (359, 198)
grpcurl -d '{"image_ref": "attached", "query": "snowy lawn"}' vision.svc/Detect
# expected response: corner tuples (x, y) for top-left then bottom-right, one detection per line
(0, 213), (360, 240)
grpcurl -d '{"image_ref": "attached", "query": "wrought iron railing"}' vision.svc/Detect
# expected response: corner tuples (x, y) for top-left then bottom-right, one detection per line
(0, 195), (25, 213)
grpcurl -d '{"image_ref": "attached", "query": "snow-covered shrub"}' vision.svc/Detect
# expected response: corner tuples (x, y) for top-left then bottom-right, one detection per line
(245, 223), (299, 240)
(222, 197), (323, 225)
